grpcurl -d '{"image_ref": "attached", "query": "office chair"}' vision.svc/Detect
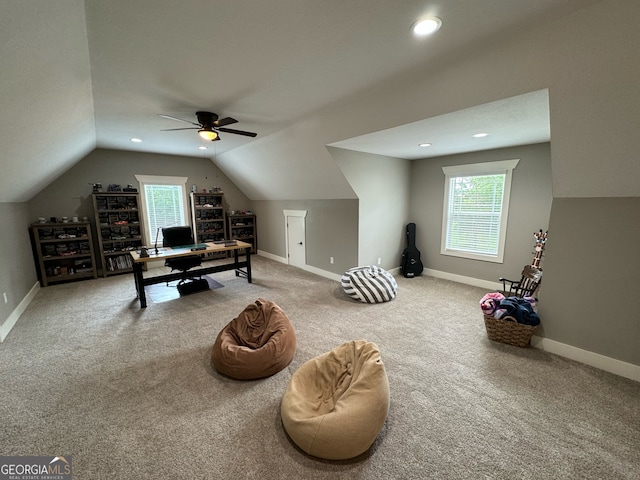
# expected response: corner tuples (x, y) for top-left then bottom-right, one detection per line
(162, 226), (203, 288)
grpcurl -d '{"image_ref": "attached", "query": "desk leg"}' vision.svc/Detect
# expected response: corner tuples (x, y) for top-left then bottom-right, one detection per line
(233, 248), (252, 283)
(133, 262), (147, 308)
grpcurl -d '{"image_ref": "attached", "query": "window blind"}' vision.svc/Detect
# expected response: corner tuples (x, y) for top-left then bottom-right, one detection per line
(444, 174), (505, 256)
(143, 184), (186, 245)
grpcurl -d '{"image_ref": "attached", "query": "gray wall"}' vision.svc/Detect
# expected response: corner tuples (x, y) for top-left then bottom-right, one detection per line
(29, 148), (251, 222)
(541, 198), (640, 365)
(0, 203), (37, 330)
(251, 199), (358, 275)
(26, 147), (359, 278)
(410, 143), (553, 282)
(28, 149), (251, 270)
(331, 148), (412, 269)
(6, 0), (640, 369)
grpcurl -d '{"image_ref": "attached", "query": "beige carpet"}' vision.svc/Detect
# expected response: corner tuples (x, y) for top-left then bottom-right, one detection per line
(146, 275), (224, 303)
(1, 256), (639, 479)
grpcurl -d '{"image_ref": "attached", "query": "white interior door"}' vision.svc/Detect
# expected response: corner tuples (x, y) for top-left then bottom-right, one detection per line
(284, 211), (306, 268)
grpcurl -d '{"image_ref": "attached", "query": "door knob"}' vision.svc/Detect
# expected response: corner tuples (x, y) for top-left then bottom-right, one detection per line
(298, 242), (303, 245)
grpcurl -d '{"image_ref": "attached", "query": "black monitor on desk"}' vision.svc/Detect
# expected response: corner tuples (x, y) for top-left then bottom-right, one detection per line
(162, 226), (202, 274)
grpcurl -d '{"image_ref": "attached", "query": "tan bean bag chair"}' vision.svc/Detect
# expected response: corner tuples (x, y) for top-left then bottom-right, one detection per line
(280, 340), (390, 460)
(211, 299), (296, 380)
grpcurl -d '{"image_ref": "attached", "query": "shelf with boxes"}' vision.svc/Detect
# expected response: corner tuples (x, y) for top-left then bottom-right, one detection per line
(92, 192), (145, 277)
(227, 213), (257, 253)
(190, 191), (228, 259)
(30, 222), (98, 287)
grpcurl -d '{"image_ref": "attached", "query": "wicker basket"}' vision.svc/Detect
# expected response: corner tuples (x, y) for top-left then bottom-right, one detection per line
(483, 314), (537, 347)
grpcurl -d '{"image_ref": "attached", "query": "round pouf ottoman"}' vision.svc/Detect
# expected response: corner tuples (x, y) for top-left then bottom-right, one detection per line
(341, 265), (398, 303)
(212, 298), (296, 380)
(280, 340), (390, 460)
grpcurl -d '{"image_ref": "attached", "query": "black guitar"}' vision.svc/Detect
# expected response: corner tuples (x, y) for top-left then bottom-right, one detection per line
(401, 223), (424, 278)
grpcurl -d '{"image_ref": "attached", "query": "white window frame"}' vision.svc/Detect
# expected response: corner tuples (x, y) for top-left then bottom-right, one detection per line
(134, 175), (190, 248)
(440, 159), (519, 263)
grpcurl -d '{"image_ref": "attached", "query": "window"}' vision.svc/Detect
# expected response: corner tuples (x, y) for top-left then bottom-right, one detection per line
(134, 175), (189, 247)
(441, 159), (519, 263)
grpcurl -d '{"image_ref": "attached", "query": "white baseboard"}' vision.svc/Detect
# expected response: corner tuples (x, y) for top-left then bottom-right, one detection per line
(531, 336), (640, 382)
(256, 251), (342, 281)
(424, 268), (503, 291)
(255, 256), (640, 382)
(256, 250), (287, 264)
(425, 268), (640, 382)
(0, 281), (40, 342)
(5, 263), (639, 382)
(301, 264), (342, 282)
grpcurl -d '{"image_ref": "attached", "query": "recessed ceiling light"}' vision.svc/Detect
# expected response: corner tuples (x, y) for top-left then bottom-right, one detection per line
(412, 17), (442, 36)
(130, 138), (142, 143)
(472, 133), (489, 138)
(198, 146), (207, 150)
(419, 143), (432, 147)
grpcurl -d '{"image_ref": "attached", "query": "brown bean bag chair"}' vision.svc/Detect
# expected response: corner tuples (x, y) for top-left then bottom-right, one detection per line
(211, 299), (296, 380)
(280, 340), (390, 460)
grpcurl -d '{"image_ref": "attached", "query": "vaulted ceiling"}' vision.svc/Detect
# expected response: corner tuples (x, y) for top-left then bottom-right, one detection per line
(0, 0), (600, 203)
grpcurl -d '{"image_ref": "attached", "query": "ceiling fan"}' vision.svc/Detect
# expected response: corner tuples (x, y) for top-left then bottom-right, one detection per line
(159, 111), (257, 141)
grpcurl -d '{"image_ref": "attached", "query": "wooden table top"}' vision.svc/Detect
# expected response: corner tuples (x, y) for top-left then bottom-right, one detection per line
(129, 241), (252, 263)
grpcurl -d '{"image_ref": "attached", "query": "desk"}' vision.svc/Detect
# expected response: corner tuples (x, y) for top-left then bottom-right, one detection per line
(130, 241), (252, 308)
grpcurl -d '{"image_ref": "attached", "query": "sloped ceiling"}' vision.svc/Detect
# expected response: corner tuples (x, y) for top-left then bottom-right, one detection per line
(0, 0), (600, 203)
(0, 1), (95, 203)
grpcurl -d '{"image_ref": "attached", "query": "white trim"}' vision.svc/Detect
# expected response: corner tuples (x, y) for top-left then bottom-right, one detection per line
(134, 175), (190, 245)
(424, 267), (503, 291)
(258, 250), (287, 264)
(254, 258), (640, 382)
(426, 268), (640, 382)
(301, 263), (342, 282)
(0, 281), (40, 342)
(441, 159), (520, 176)
(387, 266), (401, 277)
(257, 251), (341, 281)
(283, 210), (307, 218)
(134, 174), (189, 185)
(441, 159), (519, 263)
(531, 336), (640, 383)
(283, 210), (307, 268)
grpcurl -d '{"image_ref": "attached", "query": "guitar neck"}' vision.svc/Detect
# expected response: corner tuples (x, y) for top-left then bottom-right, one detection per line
(406, 223), (417, 248)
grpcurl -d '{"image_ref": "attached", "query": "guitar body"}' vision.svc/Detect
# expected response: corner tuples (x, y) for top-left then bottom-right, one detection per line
(401, 223), (424, 278)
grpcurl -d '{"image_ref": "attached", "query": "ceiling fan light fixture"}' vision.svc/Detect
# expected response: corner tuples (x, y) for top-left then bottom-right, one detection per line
(198, 129), (218, 141)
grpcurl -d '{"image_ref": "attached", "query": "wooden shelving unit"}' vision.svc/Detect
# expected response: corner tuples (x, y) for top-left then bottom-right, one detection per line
(227, 213), (257, 253)
(190, 191), (227, 259)
(30, 222), (98, 287)
(92, 192), (145, 277)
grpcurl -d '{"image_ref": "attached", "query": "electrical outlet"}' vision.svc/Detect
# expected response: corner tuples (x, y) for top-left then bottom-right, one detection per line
(330, 256), (334, 264)
(3, 292), (7, 304)
(377, 258), (382, 265)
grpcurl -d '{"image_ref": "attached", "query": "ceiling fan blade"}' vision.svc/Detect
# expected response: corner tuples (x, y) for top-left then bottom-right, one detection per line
(158, 114), (200, 127)
(214, 117), (238, 127)
(218, 127), (257, 137)
(161, 127), (199, 131)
